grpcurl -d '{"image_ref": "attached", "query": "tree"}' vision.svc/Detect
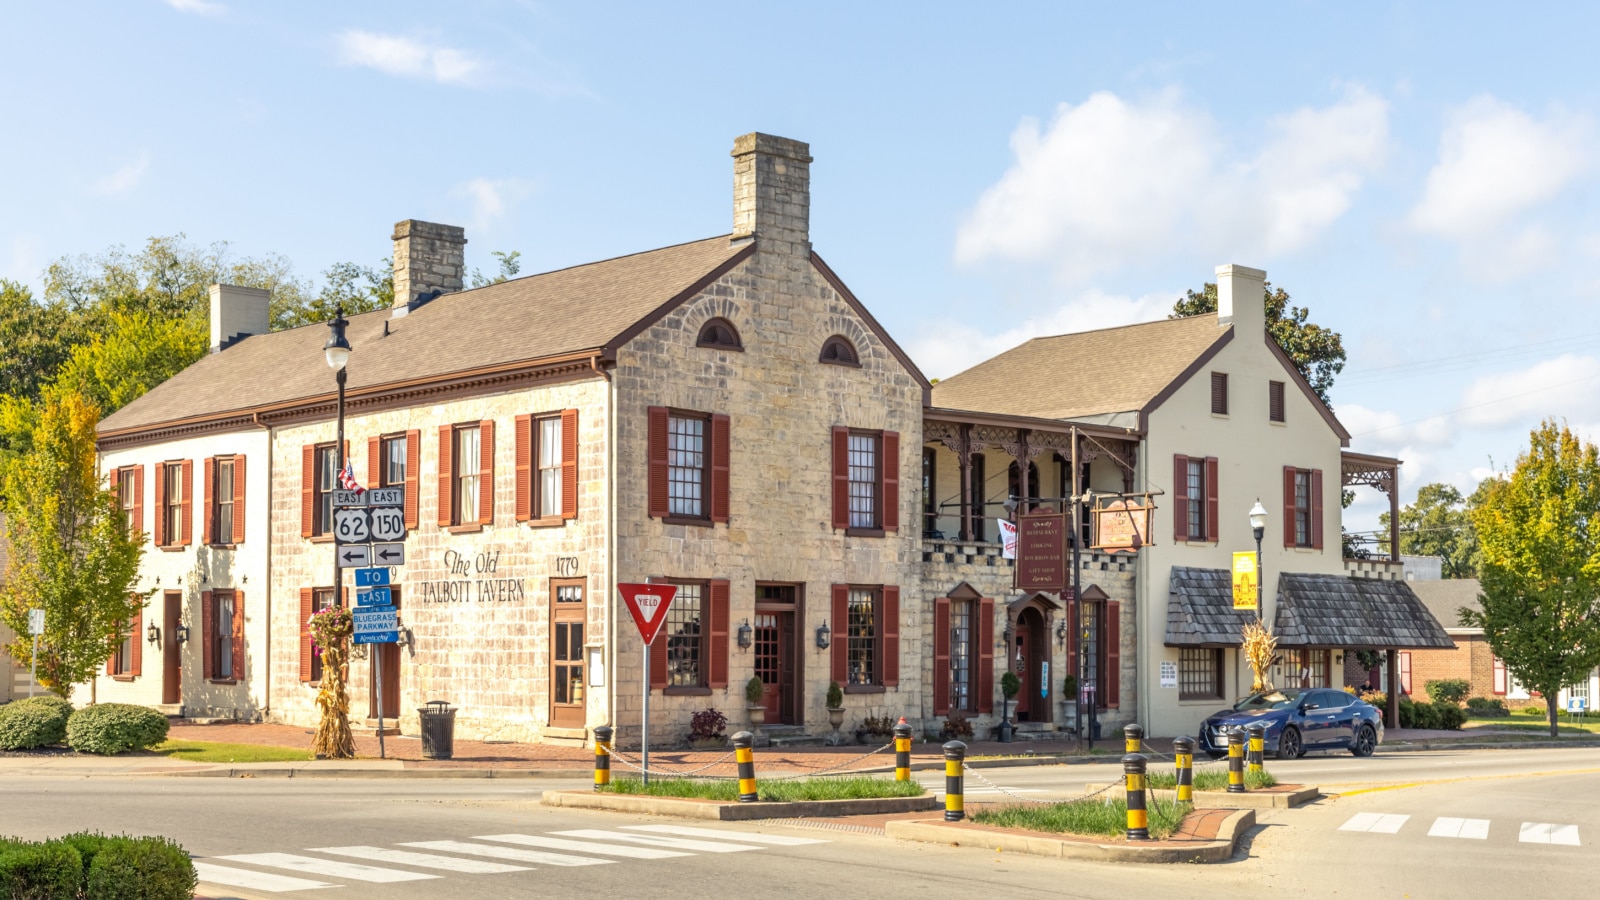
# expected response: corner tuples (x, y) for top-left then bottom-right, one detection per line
(0, 389), (144, 697)
(271, 260), (394, 330)
(1463, 421), (1600, 738)
(1377, 481), (1483, 578)
(469, 250), (522, 288)
(53, 311), (208, 417)
(1171, 282), (1347, 404)
(0, 280), (85, 404)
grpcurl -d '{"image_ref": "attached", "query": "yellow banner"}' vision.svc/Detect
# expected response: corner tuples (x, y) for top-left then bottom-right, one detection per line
(1232, 551), (1258, 610)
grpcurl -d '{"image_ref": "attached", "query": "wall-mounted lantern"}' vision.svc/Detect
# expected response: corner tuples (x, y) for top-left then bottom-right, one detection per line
(146, 622), (161, 646)
(737, 619), (753, 649)
(815, 620), (831, 650)
(175, 623), (190, 645)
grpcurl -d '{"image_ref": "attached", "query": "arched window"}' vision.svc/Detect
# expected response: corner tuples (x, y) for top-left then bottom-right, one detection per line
(819, 335), (859, 367)
(695, 318), (743, 351)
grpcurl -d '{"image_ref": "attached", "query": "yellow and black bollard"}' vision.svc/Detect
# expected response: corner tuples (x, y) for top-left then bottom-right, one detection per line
(893, 718), (913, 782)
(943, 740), (967, 822)
(593, 725), (613, 791)
(1123, 753), (1149, 840)
(732, 731), (759, 803)
(1124, 722), (1144, 754)
(1227, 727), (1246, 793)
(1246, 722), (1265, 777)
(1172, 735), (1195, 803)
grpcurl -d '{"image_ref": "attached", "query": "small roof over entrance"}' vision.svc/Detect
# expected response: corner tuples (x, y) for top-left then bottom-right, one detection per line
(1275, 573), (1454, 649)
(1165, 567), (1258, 647)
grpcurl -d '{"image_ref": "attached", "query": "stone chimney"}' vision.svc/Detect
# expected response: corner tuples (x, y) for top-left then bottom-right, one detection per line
(732, 133), (812, 256)
(1215, 264), (1266, 334)
(391, 219), (467, 317)
(208, 284), (270, 352)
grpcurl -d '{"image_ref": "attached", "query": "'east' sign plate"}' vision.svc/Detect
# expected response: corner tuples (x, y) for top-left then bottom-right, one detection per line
(365, 488), (404, 507)
(356, 587), (392, 608)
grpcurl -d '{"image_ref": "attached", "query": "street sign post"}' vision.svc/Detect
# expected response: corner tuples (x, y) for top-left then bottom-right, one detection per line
(335, 545), (371, 568)
(355, 587), (392, 608)
(26, 608), (43, 699)
(618, 582), (679, 784)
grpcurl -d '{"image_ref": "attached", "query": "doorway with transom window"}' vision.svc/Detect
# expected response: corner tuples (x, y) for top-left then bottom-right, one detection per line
(754, 584), (802, 726)
(550, 578), (587, 728)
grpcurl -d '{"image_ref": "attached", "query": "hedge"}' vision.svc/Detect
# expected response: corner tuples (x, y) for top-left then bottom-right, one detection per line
(0, 696), (74, 750)
(65, 704), (169, 756)
(0, 834), (195, 900)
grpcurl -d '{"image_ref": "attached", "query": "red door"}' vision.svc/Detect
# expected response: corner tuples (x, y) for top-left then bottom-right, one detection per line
(162, 591), (181, 705)
(755, 613), (784, 721)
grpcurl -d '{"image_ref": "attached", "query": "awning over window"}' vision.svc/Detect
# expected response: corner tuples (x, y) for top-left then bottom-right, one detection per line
(1165, 566), (1258, 647)
(1275, 573), (1454, 650)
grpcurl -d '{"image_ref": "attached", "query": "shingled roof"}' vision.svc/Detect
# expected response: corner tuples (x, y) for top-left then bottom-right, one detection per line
(1275, 573), (1455, 649)
(100, 235), (751, 436)
(1399, 578), (1482, 634)
(1166, 566), (1261, 646)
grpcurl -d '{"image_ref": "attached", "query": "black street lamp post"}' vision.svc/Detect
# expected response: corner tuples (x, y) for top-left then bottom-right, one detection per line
(324, 306), (352, 608)
(1249, 500), (1267, 625)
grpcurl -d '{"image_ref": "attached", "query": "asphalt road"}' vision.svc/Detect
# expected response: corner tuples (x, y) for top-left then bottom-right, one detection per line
(2, 746), (1594, 899)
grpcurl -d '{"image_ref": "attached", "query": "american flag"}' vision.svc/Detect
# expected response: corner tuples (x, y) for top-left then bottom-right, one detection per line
(337, 461), (365, 494)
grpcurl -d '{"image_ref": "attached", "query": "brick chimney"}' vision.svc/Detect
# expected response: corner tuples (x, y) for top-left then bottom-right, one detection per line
(391, 219), (467, 317)
(732, 133), (812, 256)
(1215, 264), (1266, 334)
(208, 284), (270, 352)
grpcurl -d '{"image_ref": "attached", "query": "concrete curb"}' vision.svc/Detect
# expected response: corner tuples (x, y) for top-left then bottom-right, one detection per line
(541, 789), (940, 821)
(1381, 738), (1600, 753)
(154, 765), (589, 779)
(884, 808), (1255, 864)
(1083, 783), (1320, 809)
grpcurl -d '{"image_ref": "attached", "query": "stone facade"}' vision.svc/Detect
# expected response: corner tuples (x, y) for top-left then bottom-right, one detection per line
(391, 220), (466, 311)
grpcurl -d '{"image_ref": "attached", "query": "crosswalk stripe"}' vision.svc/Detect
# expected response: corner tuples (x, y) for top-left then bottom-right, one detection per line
(194, 861), (336, 892)
(217, 853), (438, 883)
(1520, 823), (1582, 846)
(474, 834), (690, 859)
(311, 846), (531, 874)
(401, 840), (614, 866)
(1338, 813), (1410, 834)
(1427, 818), (1489, 840)
(551, 829), (763, 853)
(621, 825), (829, 846)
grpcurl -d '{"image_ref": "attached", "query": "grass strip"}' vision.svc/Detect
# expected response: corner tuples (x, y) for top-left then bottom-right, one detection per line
(599, 775), (923, 802)
(973, 797), (1191, 841)
(152, 740), (311, 763)
(1147, 768), (1276, 791)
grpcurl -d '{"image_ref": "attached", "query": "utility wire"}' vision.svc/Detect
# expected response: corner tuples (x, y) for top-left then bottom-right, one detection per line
(1349, 371), (1600, 436)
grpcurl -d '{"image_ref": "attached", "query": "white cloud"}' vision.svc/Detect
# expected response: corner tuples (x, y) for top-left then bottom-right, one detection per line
(1408, 96), (1592, 240)
(456, 177), (535, 233)
(954, 87), (1388, 283)
(163, 0), (224, 14)
(1339, 402), (1455, 448)
(1458, 353), (1600, 427)
(89, 153), (150, 196)
(336, 30), (487, 86)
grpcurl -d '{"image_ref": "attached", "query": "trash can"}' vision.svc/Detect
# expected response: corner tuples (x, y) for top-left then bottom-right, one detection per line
(418, 701), (456, 760)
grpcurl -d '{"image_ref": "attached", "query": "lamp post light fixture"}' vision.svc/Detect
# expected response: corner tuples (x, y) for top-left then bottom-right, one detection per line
(146, 622), (161, 646)
(814, 620), (831, 650)
(324, 306), (352, 609)
(737, 619), (753, 649)
(1249, 499), (1268, 623)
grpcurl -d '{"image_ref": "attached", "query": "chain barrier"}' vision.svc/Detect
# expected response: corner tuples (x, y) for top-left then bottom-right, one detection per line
(606, 749), (737, 780)
(959, 762), (1122, 806)
(765, 742), (893, 781)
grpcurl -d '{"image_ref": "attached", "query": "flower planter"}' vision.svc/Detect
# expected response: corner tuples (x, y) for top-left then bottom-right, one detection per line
(747, 706), (766, 727)
(687, 736), (728, 751)
(827, 707), (845, 730)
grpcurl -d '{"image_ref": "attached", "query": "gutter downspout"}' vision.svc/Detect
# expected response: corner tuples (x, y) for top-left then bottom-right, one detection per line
(598, 358), (617, 745)
(252, 412), (272, 721)
(1136, 435), (1150, 738)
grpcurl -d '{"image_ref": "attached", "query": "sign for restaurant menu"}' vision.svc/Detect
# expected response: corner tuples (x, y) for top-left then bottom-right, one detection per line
(1015, 512), (1068, 592)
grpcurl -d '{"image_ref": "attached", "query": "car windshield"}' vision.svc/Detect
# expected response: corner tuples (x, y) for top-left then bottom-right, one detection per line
(1233, 689), (1306, 711)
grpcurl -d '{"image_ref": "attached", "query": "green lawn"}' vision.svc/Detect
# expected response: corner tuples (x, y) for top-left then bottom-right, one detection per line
(1462, 720), (1600, 736)
(973, 797), (1191, 840)
(599, 776), (923, 802)
(152, 740), (312, 763)
(1147, 768), (1276, 791)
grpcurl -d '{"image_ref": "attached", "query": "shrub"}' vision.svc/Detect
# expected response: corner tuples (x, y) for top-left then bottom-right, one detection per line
(940, 711), (974, 740)
(1000, 671), (1021, 699)
(859, 715), (895, 737)
(687, 708), (727, 742)
(1465, 697), (1509, 717)
(1434, 704), (1466, 730)
(80, 834), (196, 900)
(744, 676), (764, 706)
(0, 696), (74, 750)
(65, 704), (170, 756)
(1523, 705), (1546, 716)
(1409, 701), (1442, 730)
(0, 839), (80, 899)
(825, 682), (844, 708)
(1425, 679), (1471, 706)
(1363, 690), (1387, 711)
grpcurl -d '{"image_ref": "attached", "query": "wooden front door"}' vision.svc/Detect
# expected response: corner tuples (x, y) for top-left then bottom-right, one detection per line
(550, 579), (587, 728)
(756, 584), (801, 726)
(162, 591), (181, 705)
(1014, 608), (1049, 722)
(369, 590), (401, 719)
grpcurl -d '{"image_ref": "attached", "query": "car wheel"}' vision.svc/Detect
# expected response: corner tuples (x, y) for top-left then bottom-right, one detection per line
(1351, 724), (1376, 757)
(1277, 726), (1302, 760)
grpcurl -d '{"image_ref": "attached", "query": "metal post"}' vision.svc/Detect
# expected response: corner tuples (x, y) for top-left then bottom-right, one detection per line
(1247, 722), (1265, 776)
(943, 741), (967, 822)
(29, 635), (37, 699)
(733, 731), (758, 802)
(376, 647), (385, 759)
(593, 725), (613, 790)
(893, 718), (913, 782)
(1070, 425), (1084, 752)
(1227, 727), (1246, 793)
(1173, 736), (1195, 803)
(642, 639), (650, 786)
(1124, 752), (1149, 840)
(334, 366), (345, 609)
(1255, 532), (1264, 626)
(1123, 722), (1144, 754)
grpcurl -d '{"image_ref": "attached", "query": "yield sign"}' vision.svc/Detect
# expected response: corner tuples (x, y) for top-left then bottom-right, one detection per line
(618, 582), (679, 645)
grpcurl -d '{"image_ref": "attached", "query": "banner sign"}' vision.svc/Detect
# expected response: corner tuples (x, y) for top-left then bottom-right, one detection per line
(1015, 513), (1068, 591)
(1232, 552), (1259, 610)
(999, 520), (1018, 559)
(618, 582), (679, 645)
(1094, 500), (1151, 550)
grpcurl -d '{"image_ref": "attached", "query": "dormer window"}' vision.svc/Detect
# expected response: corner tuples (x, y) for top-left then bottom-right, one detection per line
(695, 318), (743, 351)
(820, 335), (859, 367)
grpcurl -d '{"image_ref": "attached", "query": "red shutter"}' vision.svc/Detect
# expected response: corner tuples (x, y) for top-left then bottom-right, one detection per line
(710, 414), (730, 524)
(1283, 467), (1298, 548)
(1172, 455), (1189, 541)
(108, 468), (120, 515)
(831, 427), (850, 530)
(649, 620), (669, 689)
(153, 462), (167, 546)
(830, 584), (848, 687)
(300, 446), (315, 538)
(881, 585), (900, 687)
(403, 431), (420, 528)
(514, 414), (532, 522)
(1493, 656), (1507, 695)
(647, 407), (669, 519)
(478, 419), (495, 525)
(180, 460), (193, 546)
(233, 590), (246, 683)
(561, 409), (579, 520)
(437, 426), (454, 527)
(1066, 597), (1078, 700)
(976, 597), (995, 713)
(708, 579), (730, 688)
(1105, 601), (1121, 709)
(367, 435), (381, 490)
(299, 589), (314, 682)
(932, 597), (951, 715)
(882, 431), (900, 532)
(202, 457), (214, 545)
(201, 590), (214, 680)
(130, 606), (142, 678)
(106, 651), (115, 677)
(132, 465), (144, 538)
(1204, 457), (1219, 542)
(232, 455), (247, 544)
(1311, 468), (1325, 550)
(1399, 651), (1412, 695)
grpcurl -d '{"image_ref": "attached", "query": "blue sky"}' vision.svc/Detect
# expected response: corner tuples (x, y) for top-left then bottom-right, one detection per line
(6, 1), (1600, 538)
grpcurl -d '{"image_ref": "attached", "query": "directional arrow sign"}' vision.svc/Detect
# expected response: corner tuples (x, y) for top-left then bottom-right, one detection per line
(618, 582), (679, 645)
(372, 542), (406, 565)
(336, 545), (371, 568)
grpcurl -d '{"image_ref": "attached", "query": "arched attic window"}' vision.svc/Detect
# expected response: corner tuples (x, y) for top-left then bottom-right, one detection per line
(819, 335), (860, 367)
(695, 317), (743, 351)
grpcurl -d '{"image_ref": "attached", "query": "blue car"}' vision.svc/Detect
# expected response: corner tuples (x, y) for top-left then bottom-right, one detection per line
(1198, 687), (1384, 760)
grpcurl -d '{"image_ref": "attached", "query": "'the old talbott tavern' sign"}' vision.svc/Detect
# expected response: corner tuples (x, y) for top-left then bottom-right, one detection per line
(1015, 513), (1068, 591)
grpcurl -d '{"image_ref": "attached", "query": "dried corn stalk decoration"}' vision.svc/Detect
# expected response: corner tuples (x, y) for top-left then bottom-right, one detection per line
(310, 606), (355, 759)
(1241, 620), (1277, 693)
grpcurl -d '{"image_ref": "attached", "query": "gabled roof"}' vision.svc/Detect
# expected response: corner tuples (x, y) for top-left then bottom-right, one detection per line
(1275, 573), (1455, 650)
(1404, 579), (1483, 633)
(1166, 565), (1260, 646)
(100, 236), (753, 436)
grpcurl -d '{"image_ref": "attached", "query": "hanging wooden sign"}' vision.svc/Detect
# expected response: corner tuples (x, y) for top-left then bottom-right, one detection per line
(1094, 499), (1152, 550)
(1015, 512), (1068, 591)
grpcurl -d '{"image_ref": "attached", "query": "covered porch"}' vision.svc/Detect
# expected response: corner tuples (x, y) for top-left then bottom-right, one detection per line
(1342, 450), (1403, 579)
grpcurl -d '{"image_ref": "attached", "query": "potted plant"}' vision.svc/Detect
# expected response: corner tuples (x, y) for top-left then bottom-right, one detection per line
(825, 681), (845, 731)
(999, 671), (1021, 742)
(854, 715), (895, 745)
(686, 707), (728, 750)
(745, 676), (766, 727)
